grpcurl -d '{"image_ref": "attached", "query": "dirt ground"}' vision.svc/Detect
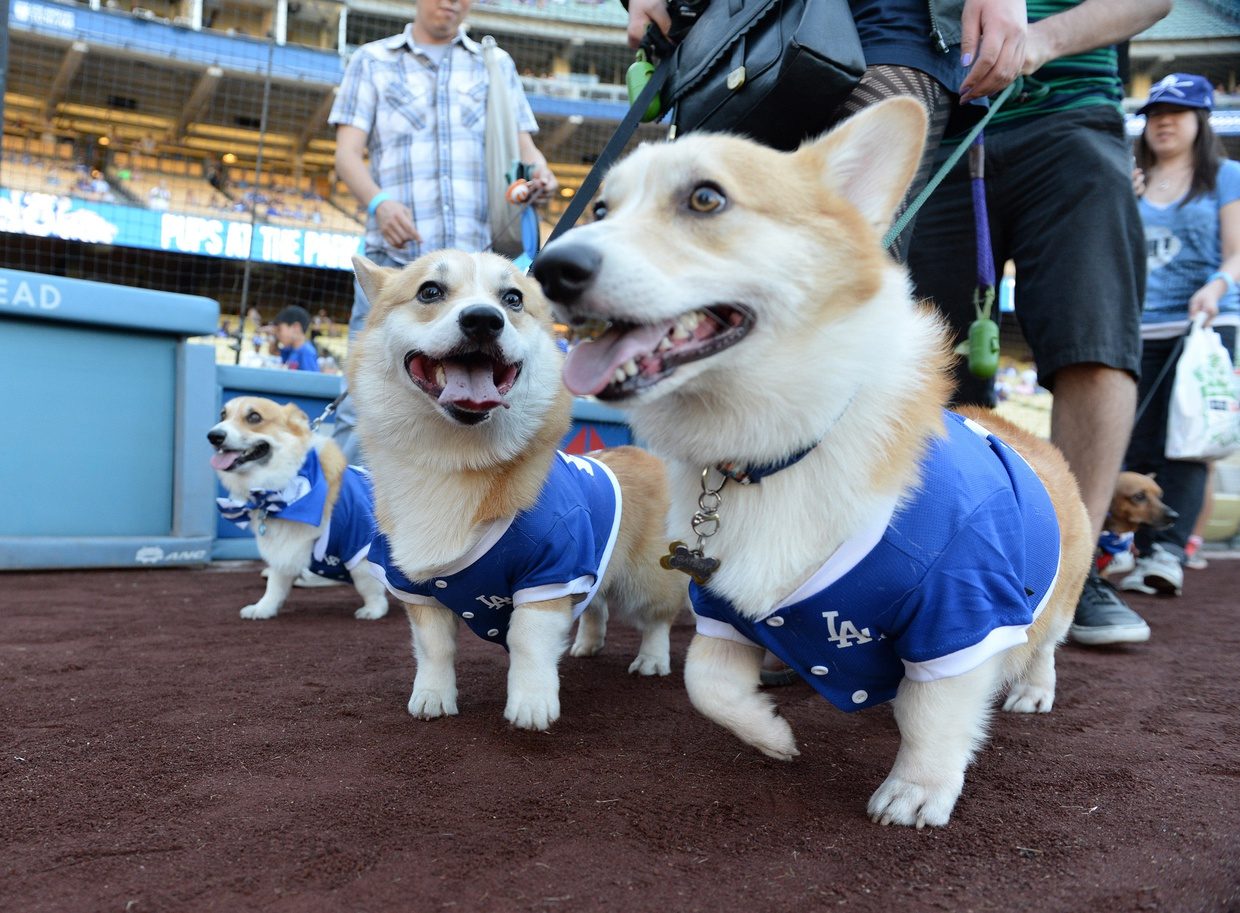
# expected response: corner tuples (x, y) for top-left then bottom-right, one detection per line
(3, 559), (1238, 913)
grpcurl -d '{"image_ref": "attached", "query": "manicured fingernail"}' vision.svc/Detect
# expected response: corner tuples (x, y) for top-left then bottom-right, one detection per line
(961, 52), (973, 67)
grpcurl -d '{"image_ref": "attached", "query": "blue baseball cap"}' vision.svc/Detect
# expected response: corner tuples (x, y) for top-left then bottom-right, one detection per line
(1138, 74), (1214, 116)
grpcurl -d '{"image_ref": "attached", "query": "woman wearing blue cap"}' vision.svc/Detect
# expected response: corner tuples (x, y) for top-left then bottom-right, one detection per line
(1120, 73), (1240, 597)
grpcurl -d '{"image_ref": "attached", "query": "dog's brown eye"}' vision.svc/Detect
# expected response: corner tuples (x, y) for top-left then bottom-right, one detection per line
(219, 409), (226, 420)
(591, 200), (608, 221)
(501, 289), (524, 312)
(246, 411), (262, 425)
(1132, 492), (1147, 503)
(688, 184), (726, 213)
(417, 282), (444, 303)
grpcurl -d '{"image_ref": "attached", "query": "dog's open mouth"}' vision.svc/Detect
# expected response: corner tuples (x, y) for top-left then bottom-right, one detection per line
(404, 349), (522, 418)
(562, 304), (754, 400)
(210, 441), (271, 471)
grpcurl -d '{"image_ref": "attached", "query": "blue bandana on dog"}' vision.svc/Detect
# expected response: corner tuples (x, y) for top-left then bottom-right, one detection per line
(217, 448), (328, 529)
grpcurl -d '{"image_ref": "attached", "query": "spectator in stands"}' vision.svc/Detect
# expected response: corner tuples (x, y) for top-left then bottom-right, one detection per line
(269, 305), (321, 372)
(906, 0), (1172, 646)
(327, 0), (558, 463)
(1118, 73), (1240, 598)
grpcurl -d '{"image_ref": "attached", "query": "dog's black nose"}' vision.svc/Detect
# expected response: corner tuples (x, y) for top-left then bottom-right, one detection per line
(1164, 506), (1180, 521)
(532, 241), (601, 307)
(458, 304), (505, 342)
(207, 428), (226, 448)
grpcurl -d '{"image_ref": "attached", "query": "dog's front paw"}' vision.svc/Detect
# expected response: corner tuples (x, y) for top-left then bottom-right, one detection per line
(408, 688), (459, 719)
(627, 651), (671, 676)
(867, 773), (963, 829)
(1002, 682), (1055, 713)
(354, 603), (389, 621)
(240, 603), (278, 620)
(504, 690), (560, 731)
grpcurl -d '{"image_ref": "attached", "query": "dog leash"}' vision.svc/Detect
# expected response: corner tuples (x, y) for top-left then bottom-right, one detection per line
(309, 391), (348, 432)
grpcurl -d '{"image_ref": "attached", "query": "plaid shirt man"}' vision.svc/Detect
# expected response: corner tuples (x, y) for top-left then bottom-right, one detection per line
(330, 24), (538, 262)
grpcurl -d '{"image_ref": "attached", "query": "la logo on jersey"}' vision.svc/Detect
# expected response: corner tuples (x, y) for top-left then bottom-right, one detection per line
(476, 594), (513, 610)
(822, 610), (880, 648)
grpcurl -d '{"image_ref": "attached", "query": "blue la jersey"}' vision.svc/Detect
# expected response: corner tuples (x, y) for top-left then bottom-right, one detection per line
(217, 448), (378, 583)
(691, 412), (1062, 712)
(308, 465), (378, 581)
(367, 452), (622, 649)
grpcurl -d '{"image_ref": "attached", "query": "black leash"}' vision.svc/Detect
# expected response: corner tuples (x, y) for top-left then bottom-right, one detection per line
(1133, 333), (1188, 427)
(309, 390), (348, 432)
(546, 56), (673, 245)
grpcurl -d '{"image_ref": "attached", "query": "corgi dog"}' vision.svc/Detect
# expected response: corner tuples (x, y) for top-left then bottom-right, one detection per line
(209, 396), (389, 620)
(348, 250), (685, 731)
(1097, 471), (1178, 574)
(532, 98), (1094, 828)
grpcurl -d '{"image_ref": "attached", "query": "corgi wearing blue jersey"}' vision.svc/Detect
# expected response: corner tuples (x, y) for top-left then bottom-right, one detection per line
(532, 103), (1096, 828)
(348, 250), (686, 733)
(209, 396), (389, 621)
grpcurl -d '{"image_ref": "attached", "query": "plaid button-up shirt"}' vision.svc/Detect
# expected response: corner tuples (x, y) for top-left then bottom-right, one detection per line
(330, 25), (538, 262)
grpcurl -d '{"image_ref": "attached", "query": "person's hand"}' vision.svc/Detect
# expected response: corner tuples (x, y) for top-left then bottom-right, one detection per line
(958, 0), (1027, 104)
(526, 164), (559, 205)
(375, 199), (421, 248)
(626, 0), (672, 49)
(1132, 167), (1146, 197)
(1189, 281), (1224, 327)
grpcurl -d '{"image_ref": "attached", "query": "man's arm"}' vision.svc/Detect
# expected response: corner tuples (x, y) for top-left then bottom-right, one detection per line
(334, 124), (420, 246)
(1021, 0), (1170, 74)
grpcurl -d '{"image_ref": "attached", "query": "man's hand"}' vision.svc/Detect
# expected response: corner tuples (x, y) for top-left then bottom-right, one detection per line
(626, 0), (672, 49)
(375, 199), (421, 248)
(958, 0), (1027, 103)
(526, 163), (560, 205)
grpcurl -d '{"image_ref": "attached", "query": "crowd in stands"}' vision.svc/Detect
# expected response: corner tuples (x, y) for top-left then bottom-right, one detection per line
(0, 134), (364, 233)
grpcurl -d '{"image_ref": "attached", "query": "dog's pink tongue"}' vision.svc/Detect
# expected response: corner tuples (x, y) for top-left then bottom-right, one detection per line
(211, 451), (240, 471)
(438, 362), (507, 410)
(563, 321), (673, 396)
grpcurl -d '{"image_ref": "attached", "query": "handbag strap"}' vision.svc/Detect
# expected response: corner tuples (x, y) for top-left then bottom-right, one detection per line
(546, 56), (674, 245)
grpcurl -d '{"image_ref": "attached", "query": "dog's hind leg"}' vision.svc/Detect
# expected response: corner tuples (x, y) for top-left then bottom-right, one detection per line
(1002, 606), (1073, 713)
(406, 602), (460, 719)
(868, 656), (1003, 828)
(629, 617), (672, 676)
(351, 569), (391, 620)
(506, 597), (574, 731)
(684, 634), (798, 760)
(570, 598), (608, 658)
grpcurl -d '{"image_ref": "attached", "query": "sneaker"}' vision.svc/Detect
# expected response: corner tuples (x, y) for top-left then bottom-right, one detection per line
(1134, 544), (1184, 595)
(1103, 549), (1136, 577)
(1118, 564), (1157, 595)
(1069, 572), (1151, 646)
(1184, 535), (1208, 571)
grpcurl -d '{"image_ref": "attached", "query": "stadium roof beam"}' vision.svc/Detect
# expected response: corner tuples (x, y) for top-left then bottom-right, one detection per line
(295, 87), (338, 158)
(169, 65), (224, 143)
(44, 41), (89, 121)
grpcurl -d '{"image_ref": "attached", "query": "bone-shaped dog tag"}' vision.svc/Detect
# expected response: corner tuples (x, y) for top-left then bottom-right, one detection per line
(660, 540), (720, 586)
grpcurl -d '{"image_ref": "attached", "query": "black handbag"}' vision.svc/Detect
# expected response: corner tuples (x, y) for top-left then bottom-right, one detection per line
(666, 0), (866, 150)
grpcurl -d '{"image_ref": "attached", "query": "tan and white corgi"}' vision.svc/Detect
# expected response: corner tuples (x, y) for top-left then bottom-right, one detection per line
(532, 98), (1094, 827)
(348, 250), (685, 731)
(209, 396), (389, 620)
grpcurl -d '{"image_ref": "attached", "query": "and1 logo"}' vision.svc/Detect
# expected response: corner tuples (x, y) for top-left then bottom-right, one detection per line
(134, 546), (209, 565)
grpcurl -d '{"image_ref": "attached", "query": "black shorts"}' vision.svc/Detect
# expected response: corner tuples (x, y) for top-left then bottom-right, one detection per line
(907, 105), (1145, 405)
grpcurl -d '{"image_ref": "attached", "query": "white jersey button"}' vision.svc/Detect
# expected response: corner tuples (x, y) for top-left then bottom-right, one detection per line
(434, 579), (447, 589)
(462, 611), (475, 619)
(765, 616), (784, 627)
(487, 628), (500, 637)
(810, 665), (829, 676)
(851, 690), (868, 704)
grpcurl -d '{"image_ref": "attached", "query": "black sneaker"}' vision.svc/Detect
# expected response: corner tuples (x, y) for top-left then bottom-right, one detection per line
(1069, 571), (1151, 646)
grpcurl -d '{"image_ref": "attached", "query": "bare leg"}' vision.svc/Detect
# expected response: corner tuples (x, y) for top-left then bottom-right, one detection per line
(1049, 363), (1137, 542)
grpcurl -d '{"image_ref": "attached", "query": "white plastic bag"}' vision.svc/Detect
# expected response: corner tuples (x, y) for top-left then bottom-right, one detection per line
(1165, 316), (1240, 461)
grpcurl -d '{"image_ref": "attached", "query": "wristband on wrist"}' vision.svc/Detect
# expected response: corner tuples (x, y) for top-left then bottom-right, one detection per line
(367, 191), (392, 216)
(1207, 271), (1237, 296)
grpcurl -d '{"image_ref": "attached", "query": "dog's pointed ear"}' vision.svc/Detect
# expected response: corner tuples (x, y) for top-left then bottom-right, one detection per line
(285, 401), (311, 435)
(801, 97), (928, 235)
(352, 255), (395, 309)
